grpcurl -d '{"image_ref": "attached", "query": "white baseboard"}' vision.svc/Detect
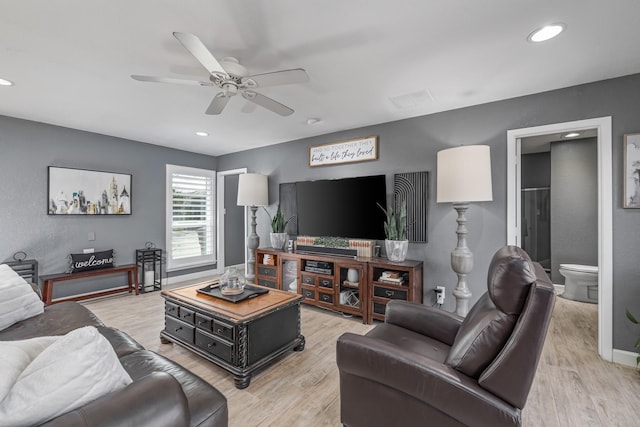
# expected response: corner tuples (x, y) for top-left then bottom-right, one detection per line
(612, 349), (639, 368)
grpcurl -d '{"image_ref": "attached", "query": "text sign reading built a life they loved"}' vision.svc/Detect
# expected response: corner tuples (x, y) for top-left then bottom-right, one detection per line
(308, 136), (378, 167)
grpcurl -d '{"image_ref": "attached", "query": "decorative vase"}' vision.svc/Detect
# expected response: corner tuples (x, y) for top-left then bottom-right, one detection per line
(347, 268), (359, 283)
(270, 232), (288, 250)
(385, 239), (408, 262)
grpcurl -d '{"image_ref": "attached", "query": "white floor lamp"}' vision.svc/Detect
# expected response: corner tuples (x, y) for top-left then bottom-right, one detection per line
(237, 173), (268, 282)
(437, 145), (493, 316)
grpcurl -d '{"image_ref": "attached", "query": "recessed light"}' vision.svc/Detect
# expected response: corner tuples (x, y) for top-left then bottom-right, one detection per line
(527, 23), (566, 43)
(306, 118), (321, 125)
(564, 132), (580, 138)
(195, 131), (209, 137)
(0, 78), (14, 86)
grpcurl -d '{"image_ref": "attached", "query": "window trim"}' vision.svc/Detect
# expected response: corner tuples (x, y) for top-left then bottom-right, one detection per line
(165, 164), (217, 272)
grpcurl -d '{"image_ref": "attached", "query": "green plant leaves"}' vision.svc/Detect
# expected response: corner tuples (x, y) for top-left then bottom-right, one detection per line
(377, 200), (407, 240)
(264, 204), (293, 233)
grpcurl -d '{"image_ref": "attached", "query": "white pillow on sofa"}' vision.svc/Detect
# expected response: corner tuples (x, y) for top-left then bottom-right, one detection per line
(0, 326), (133, 427)
(0, 264), (44, 331)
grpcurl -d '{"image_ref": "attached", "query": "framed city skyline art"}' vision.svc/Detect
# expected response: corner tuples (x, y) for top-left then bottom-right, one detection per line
(48, 166), (132, 215)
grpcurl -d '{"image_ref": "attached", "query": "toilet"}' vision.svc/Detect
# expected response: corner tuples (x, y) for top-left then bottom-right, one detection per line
(558, 264), (599, 303)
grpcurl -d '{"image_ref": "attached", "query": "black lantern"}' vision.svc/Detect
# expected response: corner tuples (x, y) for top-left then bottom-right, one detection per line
(135, 242), (162, 292)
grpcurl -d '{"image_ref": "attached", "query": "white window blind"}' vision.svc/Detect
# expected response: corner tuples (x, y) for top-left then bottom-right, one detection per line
(166, 164), (216, 270)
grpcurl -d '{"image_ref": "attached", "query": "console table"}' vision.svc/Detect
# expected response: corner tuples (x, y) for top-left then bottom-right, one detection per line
(255, 248), (423, 324)
(40, 264), (139, 306)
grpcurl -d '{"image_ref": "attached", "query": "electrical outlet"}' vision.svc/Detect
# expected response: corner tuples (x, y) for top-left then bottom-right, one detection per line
(436, 286), (446, 304)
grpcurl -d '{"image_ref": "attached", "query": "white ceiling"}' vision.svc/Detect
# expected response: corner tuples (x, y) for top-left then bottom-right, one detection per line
(2, 1), (640, 157)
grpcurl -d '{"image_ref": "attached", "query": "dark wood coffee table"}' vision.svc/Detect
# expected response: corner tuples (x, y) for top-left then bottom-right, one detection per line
(160, 281), (305, 389)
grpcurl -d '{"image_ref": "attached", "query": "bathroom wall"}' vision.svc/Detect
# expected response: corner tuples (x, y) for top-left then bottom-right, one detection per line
(522, 153), (551, 188)
(550, 138), (598, 283)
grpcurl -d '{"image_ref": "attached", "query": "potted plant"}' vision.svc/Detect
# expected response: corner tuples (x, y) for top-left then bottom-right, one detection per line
(626, 309), (640, 369)
(377, 200), (408, 262)
(264, 204), (293, 250)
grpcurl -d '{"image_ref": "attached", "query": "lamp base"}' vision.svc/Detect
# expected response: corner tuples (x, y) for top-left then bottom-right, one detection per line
(451, 202), (473, 316)
(246, 206), (259, 282)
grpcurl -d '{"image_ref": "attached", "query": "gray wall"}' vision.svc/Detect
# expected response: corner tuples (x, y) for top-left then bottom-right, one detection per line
(217, 73), (640, 353)
(0, 116), (217, 299)
(3, 73), (640, 352)
(550, 138), (598, 283)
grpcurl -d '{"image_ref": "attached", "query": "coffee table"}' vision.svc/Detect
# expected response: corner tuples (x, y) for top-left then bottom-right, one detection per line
(160, 281), (305, 389)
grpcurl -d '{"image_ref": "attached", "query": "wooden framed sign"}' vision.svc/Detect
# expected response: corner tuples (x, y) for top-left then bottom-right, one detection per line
(309, 136), (378, 167)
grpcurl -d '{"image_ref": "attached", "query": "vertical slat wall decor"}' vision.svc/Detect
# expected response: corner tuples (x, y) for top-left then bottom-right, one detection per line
(394, 171), (429, 243)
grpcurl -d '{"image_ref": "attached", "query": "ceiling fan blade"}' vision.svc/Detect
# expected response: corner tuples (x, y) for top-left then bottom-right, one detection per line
(131, 75), (212, 86)
(241, 101), (257, 113)
(241, 91), (294, 116)
(172, 32), (226, 77)
(243, 68), (310, 88)
(205, 93), (231, 115)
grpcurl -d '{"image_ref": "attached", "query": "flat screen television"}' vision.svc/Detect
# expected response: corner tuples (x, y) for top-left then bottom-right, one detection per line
(282, 175), (387, 240)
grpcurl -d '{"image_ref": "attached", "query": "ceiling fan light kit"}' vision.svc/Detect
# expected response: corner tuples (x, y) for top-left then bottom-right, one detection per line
(132, 32), (309, 116)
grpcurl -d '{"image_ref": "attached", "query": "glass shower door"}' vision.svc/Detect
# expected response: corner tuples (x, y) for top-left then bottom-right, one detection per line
(521, 187), (551, 271)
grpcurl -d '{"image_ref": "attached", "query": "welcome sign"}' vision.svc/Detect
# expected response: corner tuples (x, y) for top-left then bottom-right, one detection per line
(70, 250), (114, 273)
(308, 136), (378, 167)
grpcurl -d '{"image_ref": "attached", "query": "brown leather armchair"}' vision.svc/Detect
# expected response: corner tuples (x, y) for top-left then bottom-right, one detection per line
(336, 246), (555, 427)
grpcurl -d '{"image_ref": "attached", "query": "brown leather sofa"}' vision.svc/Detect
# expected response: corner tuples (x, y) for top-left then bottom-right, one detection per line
(0, 300), (228, 427)
(336, 245), (555, 427)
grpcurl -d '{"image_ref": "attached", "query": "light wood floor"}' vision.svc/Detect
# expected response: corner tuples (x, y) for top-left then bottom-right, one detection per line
(83, 286), (640, 426)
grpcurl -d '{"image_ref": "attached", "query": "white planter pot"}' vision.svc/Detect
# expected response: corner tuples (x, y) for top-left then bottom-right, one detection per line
(270, 232), (288, 250)
(385, 239), (409, 262)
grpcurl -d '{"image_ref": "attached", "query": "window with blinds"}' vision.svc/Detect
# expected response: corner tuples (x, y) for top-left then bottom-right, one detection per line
(165, 164), (216, 270)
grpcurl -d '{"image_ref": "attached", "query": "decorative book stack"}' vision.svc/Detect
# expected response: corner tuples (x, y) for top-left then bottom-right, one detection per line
(378, 271), (405, 285)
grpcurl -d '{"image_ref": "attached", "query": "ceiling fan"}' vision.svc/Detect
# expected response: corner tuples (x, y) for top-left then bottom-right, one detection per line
(131, 32), (309, 116)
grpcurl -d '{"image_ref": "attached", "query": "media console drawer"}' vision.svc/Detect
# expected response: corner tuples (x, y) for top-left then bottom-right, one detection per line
(318, 290), (334, 304)
(301, 287), (316, 300)
(258, 278), (277, 288)
(373, 285), (408, 300)
(257, 266), (277, 277)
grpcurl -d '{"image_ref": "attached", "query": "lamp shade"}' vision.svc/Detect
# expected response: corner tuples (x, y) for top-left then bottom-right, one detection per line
(436, 145), (493, 203)
(237, 173), (268, 206)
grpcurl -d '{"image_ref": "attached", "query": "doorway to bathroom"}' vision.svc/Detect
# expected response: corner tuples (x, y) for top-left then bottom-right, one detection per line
(506, 117), (613, 361)
(519, 130), (598, 294)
